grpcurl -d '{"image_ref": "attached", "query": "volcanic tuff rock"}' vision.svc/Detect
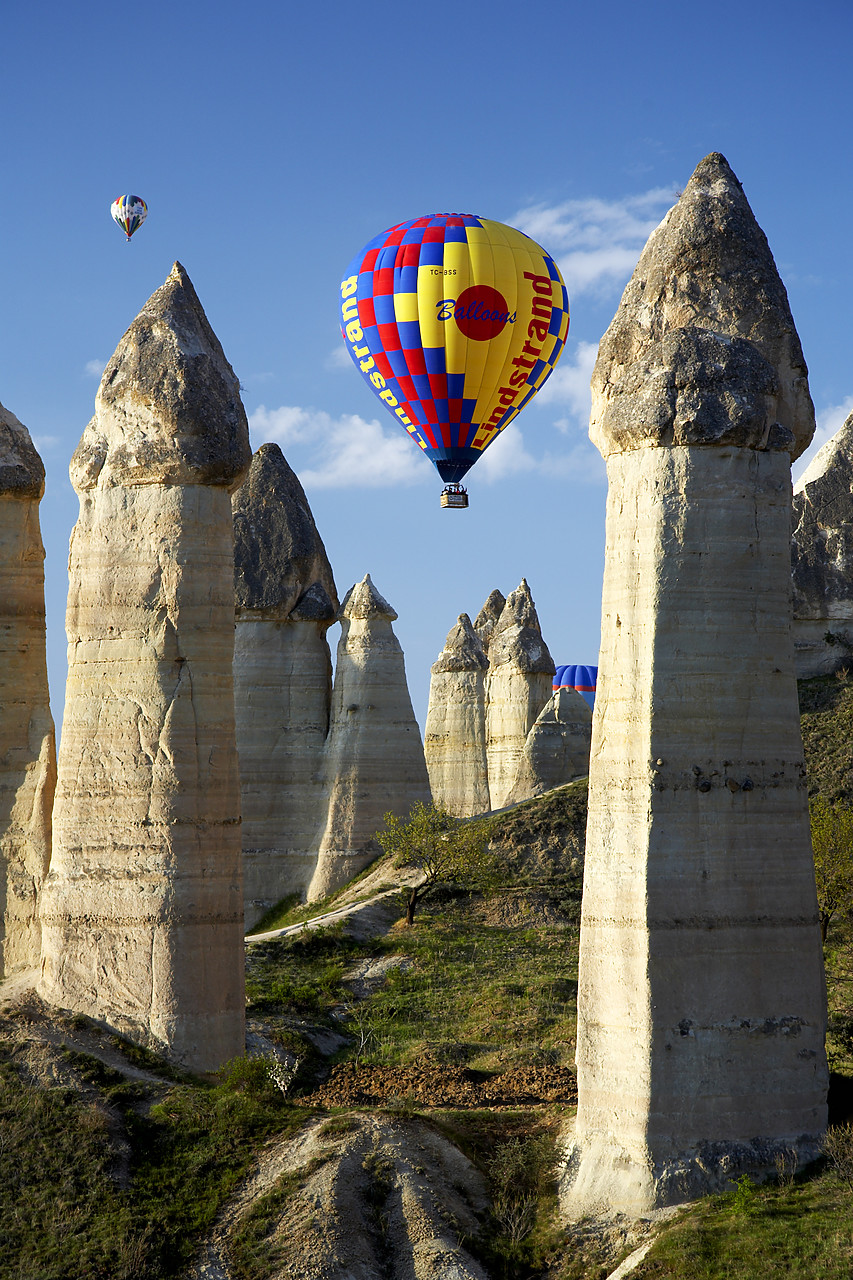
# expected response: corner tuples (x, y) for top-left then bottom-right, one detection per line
(186, 1113), (490, 1280)
(233, 444), (338, 926)
(473, 587), (505, 654)
(38, 263), (251, 1071)
(424, 613), (490, 817)
(307, 575), (431, 902)
(564, 154), (827, 1218)
(485, 579), (554, 809)
(504, 687), (592, 806)
(791, 412), (853, 676)
(0, 403), (56, 976)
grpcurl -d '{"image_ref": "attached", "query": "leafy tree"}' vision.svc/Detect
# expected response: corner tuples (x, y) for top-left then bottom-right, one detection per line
(376, 801), (497, 926)
(810, 796), (853, 944)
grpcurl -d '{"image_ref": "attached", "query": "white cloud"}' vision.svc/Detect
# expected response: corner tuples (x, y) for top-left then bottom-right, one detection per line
(84, 358), (105, 378)
(476, 423), (605, 487)
(792, 395), (853, 486)
(325, 344), (352, 371)
(509, 188), (677, 296)
(532, 340), (599, 430)
(249, 404), (429, 488)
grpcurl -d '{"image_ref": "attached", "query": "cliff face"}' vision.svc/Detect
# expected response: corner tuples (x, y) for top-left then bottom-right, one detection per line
(233, 444), (338, 926)
(564, 154), (827, 1217)
(39, 263), (251, 1071)
(307, 575), (431, 902)
(0, 402), (56, 976)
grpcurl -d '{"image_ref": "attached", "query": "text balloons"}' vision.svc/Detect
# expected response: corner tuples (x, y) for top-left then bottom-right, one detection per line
(339, 214), (569, 492)
(111, 194), (147, 241)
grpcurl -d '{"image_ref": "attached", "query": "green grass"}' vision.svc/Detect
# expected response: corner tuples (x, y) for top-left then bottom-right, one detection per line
(0, 1039), (309, 1280)
(246, 885), (582, 1072)
(635, 1169), (853, 1279)
(800, 672), (853, 804)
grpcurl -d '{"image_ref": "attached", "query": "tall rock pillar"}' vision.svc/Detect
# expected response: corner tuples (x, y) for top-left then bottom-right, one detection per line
(233, 444), (338, 925)
(484, 580), (554, 809)
(307, 575), (431, 901)
(38, 263), (252, 1071)
(424, 614), (490, 817)
(563, 155), (827, 1217)
(0, 404), (56, 976)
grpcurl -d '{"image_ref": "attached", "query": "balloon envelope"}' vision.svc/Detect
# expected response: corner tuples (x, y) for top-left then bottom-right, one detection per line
(554, 664), (598, 710)
(339, 214), (569, 484)
(111, 194), (147, 241)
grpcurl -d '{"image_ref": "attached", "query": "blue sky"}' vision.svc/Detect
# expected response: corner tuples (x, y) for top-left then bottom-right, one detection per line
(2, 0), (852, 731)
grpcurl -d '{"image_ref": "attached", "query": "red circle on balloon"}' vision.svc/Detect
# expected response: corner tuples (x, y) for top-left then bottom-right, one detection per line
(453, 285), (512, 341)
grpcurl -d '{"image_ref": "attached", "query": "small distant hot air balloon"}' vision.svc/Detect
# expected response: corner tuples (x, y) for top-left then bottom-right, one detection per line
(554, 664), (598, 710)
(111, 194), (148, 242)
(339, 214), (569, 507)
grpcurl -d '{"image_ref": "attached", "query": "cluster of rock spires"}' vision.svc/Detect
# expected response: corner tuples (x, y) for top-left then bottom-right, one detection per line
(424, 584), (592, 815)
(4, 149), (853, 1220)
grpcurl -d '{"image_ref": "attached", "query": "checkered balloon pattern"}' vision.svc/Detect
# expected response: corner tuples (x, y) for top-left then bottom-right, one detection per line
(340, 214), (570, 484)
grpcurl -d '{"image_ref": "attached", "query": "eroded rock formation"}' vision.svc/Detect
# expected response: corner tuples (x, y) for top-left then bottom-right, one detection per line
(307, 575), (431, 902)
(38, 263), (251, 1071)
(504, 687), (592, 806)
(484, 580), (554, 809)
(791, 412), (853, 676)
(473, 588), (505, 655)
(424, 614), (490, 816)
(233, 444), (338, 926)
(0, 403), (56, 976)
(563, 154), (827, 1216)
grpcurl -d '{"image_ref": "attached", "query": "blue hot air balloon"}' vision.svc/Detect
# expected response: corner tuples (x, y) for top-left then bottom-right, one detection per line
(553, 664), (598, 710)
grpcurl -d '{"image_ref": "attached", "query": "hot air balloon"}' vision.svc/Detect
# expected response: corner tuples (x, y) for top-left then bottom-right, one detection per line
(339, 214), (569, 507)
(111, 194), (148, 241)
(554, 664), (598, 710)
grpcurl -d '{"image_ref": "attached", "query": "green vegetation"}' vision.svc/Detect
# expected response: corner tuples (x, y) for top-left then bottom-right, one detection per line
(377, 800), (498, 925)
(0, 1038), (307, 1280)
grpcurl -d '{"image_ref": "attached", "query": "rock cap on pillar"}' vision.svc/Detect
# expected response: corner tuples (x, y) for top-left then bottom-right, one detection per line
(590, 152), (814, 461)
(488, 579), (554, 675)
(233, 443), (338, 615)
(473, 589), (506, 654)
(431, 613), (489, 676)
(72, 261), (250, 491)
(0, 403), (46, 497)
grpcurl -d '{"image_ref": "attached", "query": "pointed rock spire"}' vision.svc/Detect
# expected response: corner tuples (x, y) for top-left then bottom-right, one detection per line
(485, 580), (554, 809)
(233, 442), (337, 616)
(590, 152), (815, 461)
(232, 444), (338, 925)
(307, 575), (430, 901)
(425, 615), (490, 816)
(473, 588), (505, 654)
(39, 264), (250, 1071)
(0, 402), (55, 976)
(71, 261), (251, 490)
(791, 412), (853, 676)
(564, 154), (826, 1217)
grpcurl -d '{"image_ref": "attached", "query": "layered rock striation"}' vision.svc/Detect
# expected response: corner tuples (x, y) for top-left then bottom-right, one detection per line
(308, 575), (431, 902)
(563, 155), (827, 1217)
(0, 404), (56, 976)
(791, 412), (853, 676)
(233, 444), (338, 926)
(484, 580), (554, 809)
(424, 614), (490, 817)
(38, 263), (251, 1071)
(504, 687), (592, 806)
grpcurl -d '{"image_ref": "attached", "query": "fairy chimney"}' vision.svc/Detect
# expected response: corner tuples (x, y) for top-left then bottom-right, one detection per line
(563, 155), (827, 1217)
(0, 403), (56, 976)
(424, 614), (490, 817)
(233, 444), (338, 925)
(38, 263), (251, 1071)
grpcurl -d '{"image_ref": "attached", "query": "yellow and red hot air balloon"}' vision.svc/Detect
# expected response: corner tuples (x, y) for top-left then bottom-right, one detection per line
(339, 213), (569, 507)
(111, 194), (148, 241)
